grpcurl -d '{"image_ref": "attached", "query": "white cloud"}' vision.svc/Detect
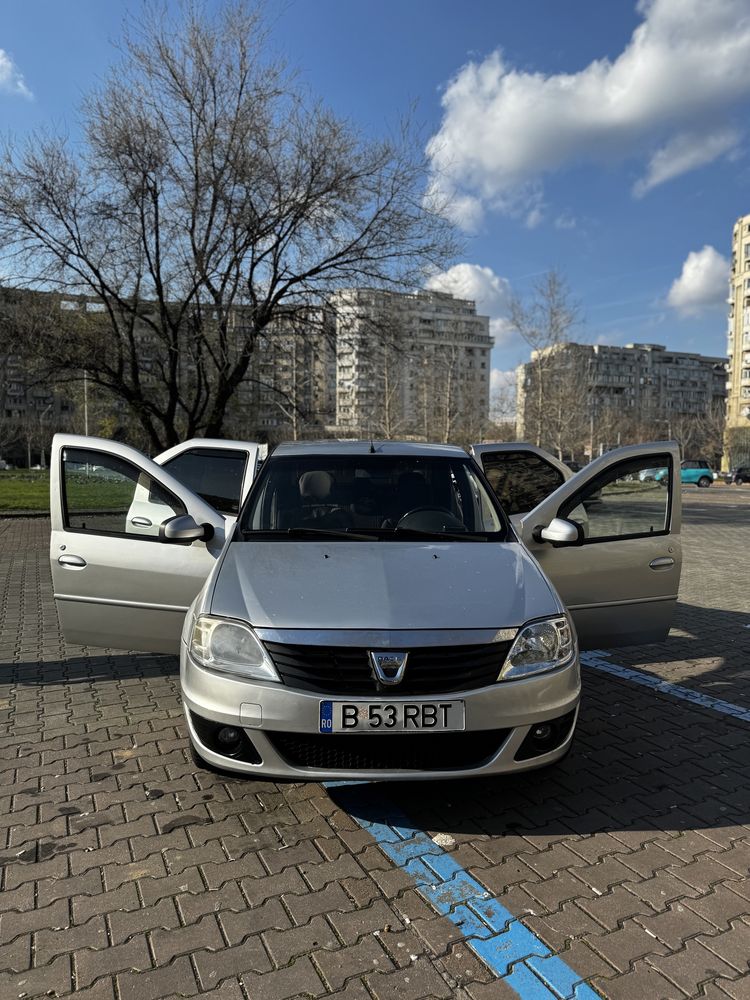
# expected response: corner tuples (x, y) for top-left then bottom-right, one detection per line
(667, 245), (729, 315)
(554, 212), (577, 230)
(427, 0), (750, 226)
(0, 49), (32, 99)
(424, 177), (484, 231)
(425, 262), (515, 345)
(634, 127), (740, 197)
(524, 206), (544, 230)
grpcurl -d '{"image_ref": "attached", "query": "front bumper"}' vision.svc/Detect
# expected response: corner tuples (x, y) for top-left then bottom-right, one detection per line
(180, 647), (581, 781)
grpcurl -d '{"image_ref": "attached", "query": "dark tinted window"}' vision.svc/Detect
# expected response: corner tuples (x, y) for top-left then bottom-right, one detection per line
(479, 452), (565, 515)
(161, 448), (247, 514)
(241, 454), (506, 538)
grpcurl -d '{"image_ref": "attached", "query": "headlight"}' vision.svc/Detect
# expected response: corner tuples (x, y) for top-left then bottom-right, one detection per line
(499, 616), (575, 680)
(189, 615), (280, 682)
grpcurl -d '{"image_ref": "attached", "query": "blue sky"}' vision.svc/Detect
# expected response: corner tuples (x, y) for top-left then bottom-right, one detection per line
(2, 0), (749, 389)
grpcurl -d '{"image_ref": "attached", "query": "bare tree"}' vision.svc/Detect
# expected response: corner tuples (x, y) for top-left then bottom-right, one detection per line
(664, 404), (725, 461)
(432, 344), (461, 443)
(0, 2), (457, 452)
(510, 270), (581, 450)
(544, 348), (591, 459)
(377, 337), (411, 440)
(489, 371), (516, 425)
(250, 310), (335, 441)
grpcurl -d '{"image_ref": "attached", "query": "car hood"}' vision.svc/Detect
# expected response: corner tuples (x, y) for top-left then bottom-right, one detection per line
(209, 541), (560, 630)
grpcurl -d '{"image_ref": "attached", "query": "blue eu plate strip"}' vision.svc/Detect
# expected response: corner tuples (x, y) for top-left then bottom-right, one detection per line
(319, 700), (334, 733)
(325, 782), (600, 999)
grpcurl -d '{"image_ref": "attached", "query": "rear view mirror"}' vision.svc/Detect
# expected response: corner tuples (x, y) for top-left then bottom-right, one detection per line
(537, 517), (582, 546)
(160, 514), (207, 543)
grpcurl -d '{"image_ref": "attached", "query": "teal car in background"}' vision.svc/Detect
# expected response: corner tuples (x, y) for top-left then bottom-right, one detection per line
(654, 459), (715, 488)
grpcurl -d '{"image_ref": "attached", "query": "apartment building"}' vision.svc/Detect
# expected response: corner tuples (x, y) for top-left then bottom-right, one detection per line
(241, 307), (336, 439)
(517, 341), (727, 456)
(1, 285), (492, 454)
(725, 213), (750, 466)
(332, 288), (492, 441)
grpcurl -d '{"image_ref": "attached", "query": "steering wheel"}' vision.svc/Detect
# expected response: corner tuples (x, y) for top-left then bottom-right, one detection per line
(396, 506), (466, 531)
(319, 506), (354, 528)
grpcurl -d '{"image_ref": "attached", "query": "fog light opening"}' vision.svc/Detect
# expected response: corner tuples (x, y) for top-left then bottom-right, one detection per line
(189, 712), (262, 765)
(216, 726), (243, 756)
(531, 724), (553, 742)
(514, 710), (576, 762)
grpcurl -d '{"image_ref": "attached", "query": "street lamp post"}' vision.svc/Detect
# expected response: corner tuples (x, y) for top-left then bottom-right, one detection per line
(83, 369), (89, 436)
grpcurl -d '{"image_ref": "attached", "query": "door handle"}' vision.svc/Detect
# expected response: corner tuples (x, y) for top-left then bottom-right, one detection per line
(58, 554), (87, 568)
(130, 516), (153, 527)
(649, 557), (674, 570)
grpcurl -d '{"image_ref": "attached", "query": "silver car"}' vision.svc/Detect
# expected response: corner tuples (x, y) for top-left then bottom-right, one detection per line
(50, 436), (681, 780)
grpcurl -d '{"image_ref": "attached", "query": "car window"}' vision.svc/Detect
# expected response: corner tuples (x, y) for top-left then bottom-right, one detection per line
(62, 447), (185, 537)
(160, 448), (248, 514)
(559, 455), (671, 541)
(242, 455), (506, 539)
(479, 451), (565, 515)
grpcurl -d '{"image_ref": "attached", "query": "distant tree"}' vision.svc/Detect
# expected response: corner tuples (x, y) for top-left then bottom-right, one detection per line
(510, 270), (582, 452)
(0, 2), (456, 452)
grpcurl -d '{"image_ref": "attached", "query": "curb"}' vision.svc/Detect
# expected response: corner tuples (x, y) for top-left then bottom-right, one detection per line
(0, 511), (51, 519)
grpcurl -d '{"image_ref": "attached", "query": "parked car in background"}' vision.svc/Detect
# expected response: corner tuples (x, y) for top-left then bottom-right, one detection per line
(638, 467), (667, 483)
(50, 435), (681, 781)
(725, 466), (750, 485)
(655, 459), (714, 488)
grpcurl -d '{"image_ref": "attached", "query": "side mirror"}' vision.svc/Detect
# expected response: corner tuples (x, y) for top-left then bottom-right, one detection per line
(537, 517), (582, 546)
(160, 513), (207, 543)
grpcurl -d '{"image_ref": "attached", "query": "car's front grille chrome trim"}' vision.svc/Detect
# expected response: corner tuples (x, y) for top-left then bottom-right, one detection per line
(254, 627), (517, 647)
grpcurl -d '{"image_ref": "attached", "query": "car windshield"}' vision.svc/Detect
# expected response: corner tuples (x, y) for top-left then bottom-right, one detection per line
(239, 454), (508, 541)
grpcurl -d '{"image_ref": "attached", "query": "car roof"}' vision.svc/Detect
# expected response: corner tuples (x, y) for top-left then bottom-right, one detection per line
(271, 440), (469, 459)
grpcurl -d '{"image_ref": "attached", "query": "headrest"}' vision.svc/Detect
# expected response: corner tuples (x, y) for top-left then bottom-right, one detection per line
(299, 470), (333, 500)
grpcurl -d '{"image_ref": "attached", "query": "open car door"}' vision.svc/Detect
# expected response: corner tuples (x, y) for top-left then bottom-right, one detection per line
(470, 443), (573, 524)
(50, 434), (228, 654)
(153, 439), (262, 515)
(517, 442), (681, 649)
(127, 439), (262, 532)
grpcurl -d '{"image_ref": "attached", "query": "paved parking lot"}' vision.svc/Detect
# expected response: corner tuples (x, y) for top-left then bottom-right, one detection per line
(0, 491), (749, 999)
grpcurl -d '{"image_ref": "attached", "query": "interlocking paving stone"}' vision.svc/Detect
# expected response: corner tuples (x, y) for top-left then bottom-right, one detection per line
(649, 936), (740, 994)
(240, 956), (327, 999)
(1, 503), (750, 998)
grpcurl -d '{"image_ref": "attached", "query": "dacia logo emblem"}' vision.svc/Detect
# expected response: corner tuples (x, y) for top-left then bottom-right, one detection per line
(368, 650), (408, 686)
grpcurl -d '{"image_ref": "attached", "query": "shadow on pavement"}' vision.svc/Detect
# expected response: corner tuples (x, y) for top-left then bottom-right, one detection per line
(4, 652), (179, 684)
(606, 601), (750, 709)
(328, 665), (750, 839)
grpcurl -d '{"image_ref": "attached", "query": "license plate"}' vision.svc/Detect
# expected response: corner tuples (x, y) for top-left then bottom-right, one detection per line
(319, 700), (465, 733)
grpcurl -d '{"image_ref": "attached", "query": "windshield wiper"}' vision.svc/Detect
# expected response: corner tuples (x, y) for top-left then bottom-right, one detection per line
(388, 527), (490, 542)
(243, 527), (379, 541)
(285, 527), (381, 540)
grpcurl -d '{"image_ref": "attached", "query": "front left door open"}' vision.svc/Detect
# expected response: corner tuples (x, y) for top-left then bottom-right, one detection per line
(50, 435), (226, 654)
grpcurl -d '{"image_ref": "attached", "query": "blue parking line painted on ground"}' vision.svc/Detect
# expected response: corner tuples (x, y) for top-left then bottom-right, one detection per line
(324, 781), (601, 999)
(325, 649), (750, 995)
(581, 651), (750, 722)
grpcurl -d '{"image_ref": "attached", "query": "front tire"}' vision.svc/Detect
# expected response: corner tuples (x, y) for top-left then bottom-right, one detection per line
(697, 476), (712, 488)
